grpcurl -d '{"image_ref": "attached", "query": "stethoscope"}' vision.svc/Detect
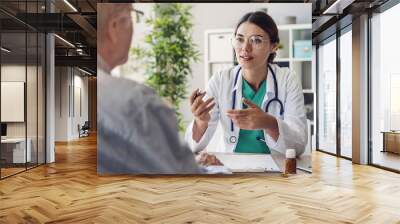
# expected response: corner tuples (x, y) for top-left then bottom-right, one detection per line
(229, 64), (284, 144)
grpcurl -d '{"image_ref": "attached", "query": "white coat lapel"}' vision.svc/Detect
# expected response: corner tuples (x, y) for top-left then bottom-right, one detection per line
(229, 66), (243, 147)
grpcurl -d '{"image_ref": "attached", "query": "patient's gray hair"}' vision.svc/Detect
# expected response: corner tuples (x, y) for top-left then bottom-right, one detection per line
(97, 3), (133, 40)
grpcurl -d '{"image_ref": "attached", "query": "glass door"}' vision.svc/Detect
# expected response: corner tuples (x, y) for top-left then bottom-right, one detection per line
(1, 30), (28, 177)
(370, 3), (400, 171)
(0, 0), (47, 179)
(317, 36), (337, 155)
(339, 27), (352, 159)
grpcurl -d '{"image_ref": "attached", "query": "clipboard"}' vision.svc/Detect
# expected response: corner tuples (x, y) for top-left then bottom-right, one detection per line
(213, 152), (281, 173)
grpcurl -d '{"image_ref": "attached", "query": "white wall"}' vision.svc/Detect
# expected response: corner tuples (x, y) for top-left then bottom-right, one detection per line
(119, 3), (311, 128)
(55, 67), (89, 141)
(55, 66), (68, 141)
(1, 65), (35, 138)
(1, 64), (46, 163)
(1, 66), (26, 134)
(73, 73), (89, 137)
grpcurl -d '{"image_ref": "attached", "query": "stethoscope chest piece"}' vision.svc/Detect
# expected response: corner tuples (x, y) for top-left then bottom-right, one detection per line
(229, 136), (237, 143)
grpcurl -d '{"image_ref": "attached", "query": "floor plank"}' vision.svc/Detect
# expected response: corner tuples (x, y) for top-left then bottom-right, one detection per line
(0, 134), (400, 223)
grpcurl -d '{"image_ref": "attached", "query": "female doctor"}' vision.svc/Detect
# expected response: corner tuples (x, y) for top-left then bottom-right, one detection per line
(185, 11), (307, 163)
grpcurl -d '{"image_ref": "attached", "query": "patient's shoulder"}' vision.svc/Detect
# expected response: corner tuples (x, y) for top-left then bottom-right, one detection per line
(99, 74), (172, 119)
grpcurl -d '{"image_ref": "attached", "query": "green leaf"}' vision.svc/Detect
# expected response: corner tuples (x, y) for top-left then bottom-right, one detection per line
(130, 3), (199, 133)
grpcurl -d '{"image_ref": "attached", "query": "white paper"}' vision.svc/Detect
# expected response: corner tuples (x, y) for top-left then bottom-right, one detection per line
(203, 165), (232, 174)
(213, 153), (281, 173)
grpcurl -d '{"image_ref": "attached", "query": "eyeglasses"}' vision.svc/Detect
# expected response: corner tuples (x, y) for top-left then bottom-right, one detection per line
(132, 9), (144, 23)
(231, 35), (270, 50)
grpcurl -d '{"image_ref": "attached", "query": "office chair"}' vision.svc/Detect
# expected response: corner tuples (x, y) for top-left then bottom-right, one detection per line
(79, 121), (90, 138)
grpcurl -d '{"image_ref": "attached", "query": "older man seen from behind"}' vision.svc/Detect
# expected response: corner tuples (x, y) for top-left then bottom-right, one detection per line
(97, 3), (201, 174)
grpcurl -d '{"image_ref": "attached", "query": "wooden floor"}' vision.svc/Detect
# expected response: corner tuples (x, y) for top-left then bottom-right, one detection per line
(1, 135), (400, 223)
(1, 163), (46, 178)
(1, 167), (26, 178)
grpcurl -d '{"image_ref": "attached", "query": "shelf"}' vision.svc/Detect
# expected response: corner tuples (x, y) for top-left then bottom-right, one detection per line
(303, 89), (314, 94)
(278, 23), (312, 30)
(292, 58), (312, 62)
(275, 58), (290, 62)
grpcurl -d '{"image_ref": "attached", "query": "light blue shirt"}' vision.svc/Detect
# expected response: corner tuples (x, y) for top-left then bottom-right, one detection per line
(97, 63), (202, 174)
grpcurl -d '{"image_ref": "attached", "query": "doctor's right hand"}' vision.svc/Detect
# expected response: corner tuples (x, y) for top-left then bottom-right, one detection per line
(190, 89), (215, 126)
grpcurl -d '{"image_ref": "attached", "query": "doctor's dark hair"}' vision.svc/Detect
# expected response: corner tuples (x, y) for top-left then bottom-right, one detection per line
(234, 11), (280, 63)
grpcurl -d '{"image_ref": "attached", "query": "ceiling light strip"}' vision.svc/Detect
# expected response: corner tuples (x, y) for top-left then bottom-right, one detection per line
(54, 34), (75, 48)
(78, 67), (92, 76)
(1, 47), (11, 53)
(63, 0), (78, 12)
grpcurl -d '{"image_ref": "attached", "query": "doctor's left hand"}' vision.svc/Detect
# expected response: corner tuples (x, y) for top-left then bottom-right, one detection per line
(226, 98), (275, 130)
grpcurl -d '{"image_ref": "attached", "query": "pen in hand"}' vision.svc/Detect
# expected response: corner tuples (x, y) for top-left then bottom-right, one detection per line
(193, 89), (205, 102)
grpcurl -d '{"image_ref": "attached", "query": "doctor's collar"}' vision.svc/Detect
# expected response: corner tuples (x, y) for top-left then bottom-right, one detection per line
(232, 65), (275, 95)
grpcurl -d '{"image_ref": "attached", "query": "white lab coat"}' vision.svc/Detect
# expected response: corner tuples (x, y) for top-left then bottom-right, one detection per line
(185, 64), (307, 156)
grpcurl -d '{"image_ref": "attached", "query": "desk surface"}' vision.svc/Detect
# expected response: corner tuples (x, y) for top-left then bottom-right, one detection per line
(381, 131), (400, 134)
(1, 138), (26, 144)
(206, 151), (311, 174)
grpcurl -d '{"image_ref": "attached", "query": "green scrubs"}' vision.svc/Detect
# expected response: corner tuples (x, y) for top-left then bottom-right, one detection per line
(234, 79), (270, 154)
